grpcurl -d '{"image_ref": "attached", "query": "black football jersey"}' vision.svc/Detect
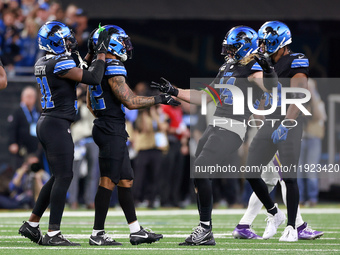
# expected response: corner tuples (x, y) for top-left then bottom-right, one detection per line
(263, 52), (309, 119)
(212, 60), (263, 122)
(34, 54), (77, 121)
(89, 58), (128, 135)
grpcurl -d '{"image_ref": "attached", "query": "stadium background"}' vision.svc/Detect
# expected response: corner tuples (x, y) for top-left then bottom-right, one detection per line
(1, 0), (340, 201)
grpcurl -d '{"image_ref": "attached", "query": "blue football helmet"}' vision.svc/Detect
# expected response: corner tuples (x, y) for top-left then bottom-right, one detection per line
(93, 25), (133, 62)
(258, 21), (292, 56)
(37, 21), (77, 54)
(221, 26), (258, 63)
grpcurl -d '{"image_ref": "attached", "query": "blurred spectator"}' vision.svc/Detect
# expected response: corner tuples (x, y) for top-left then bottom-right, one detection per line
(160, 102), (190, 207)
(48, 1), (64, 21)
(21, 0), (36, 17)
(74, 8), (91, 56)
(7, 86), (40, 170)
(0, 154), (49, 209)
(1, 8), (21, 73)
(132, 106), (168, 208)
(64, 4), (78, 30)
(68, 85), (99, 209)
(15, 17), (39, 67)
(34, 3), (50, 26)
(298, 79), (326, 207)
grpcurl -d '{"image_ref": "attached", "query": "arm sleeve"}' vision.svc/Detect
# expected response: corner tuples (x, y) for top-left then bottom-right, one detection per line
(81, 59), (105, 85)
(263, 69), (278, 90)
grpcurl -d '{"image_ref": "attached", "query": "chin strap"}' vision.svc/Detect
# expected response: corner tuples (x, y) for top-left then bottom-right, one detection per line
(74, 50), (88, 69)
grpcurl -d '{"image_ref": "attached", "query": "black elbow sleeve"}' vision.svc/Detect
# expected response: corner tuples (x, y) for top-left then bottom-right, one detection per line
(263, 69), (278, 90)
(81, 59), (105, 85)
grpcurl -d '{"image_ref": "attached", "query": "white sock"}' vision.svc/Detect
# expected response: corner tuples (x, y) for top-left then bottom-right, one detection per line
(200, 221), (210, 226)
(47, 230), (60, 237)
(129, 221), (140, 233)
(239, 185), (275, 225)
(27, 221), (39, 228)
(92, 229), (104, 236)
(280, 180), (304, 227)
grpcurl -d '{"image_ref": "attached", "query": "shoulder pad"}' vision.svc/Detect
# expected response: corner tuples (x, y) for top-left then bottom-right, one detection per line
(53, 56), (76, 74)
(291, 54), (309, 68)
(105, 59), (127, 76)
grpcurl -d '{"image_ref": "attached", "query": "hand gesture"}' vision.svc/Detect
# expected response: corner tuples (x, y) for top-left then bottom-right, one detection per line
(151, 77), (179, 96)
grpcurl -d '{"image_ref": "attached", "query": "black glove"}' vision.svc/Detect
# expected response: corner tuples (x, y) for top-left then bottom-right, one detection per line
(154, 94), (181, 106)
(254, 52), (273, 73)
(94, 28), (110, 55)
(151, 77), (179, 97)
(87, 28), (97, 55)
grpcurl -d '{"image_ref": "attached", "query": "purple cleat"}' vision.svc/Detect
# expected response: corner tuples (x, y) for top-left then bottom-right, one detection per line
(297, 222), (324, 240)
(232, 224), (262, 239)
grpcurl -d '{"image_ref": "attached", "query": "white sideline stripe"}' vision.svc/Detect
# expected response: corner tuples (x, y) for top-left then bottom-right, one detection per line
(0, 247), (339, 252)
(4, 234), (338, 240)
(2, 240), (340, 245)
(1, 208), (340, 218)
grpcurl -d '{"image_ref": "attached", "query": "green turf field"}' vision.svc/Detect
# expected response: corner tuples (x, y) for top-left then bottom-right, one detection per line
(1, 207), (339, 254)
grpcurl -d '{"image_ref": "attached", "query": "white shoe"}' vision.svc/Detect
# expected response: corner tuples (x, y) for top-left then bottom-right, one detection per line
(262, 204), (286, 239)
(279, 225), (298, 242)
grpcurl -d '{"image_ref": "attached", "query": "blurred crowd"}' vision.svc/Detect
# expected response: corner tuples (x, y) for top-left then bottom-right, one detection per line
(0, 1), (327, 210)
(0, 0), (91, 76)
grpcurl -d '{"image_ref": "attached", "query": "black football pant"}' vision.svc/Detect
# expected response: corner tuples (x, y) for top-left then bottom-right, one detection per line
(246, 119), (303, 228)
(194, 126), (243, 222)
(32, 116), (74, 231)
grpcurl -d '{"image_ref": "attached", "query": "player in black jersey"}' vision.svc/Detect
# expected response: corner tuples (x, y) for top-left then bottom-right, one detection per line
(152, 26), (278, 245)
(19, 21), (111, 246)
(0, 58), (7, 90)
(245, 21), (313, 242)
(87, 25), (178, 246)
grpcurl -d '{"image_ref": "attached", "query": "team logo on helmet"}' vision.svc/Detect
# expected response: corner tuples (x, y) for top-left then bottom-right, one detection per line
(235, 31), (253, 44)
(264, 26), (280, 36)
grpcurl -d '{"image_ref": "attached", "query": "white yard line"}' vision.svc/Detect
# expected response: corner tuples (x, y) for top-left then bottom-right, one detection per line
(1, 208), (340, 218)
(0, 247), (339, 252)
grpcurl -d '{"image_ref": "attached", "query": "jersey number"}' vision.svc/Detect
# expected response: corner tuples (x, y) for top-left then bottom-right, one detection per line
(263, 82), (282, 107)
(219, 77), (236, 105)
(36, 77), (55, 109)
(89, 84), (106, 110)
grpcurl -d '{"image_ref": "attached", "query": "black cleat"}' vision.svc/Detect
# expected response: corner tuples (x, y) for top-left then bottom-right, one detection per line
(89, 231), (122, 246)
(130, 226), (163, 245)
(18, 221), (43, 245)
(42, 232), (80, 246)
(179, 225), (216, 246)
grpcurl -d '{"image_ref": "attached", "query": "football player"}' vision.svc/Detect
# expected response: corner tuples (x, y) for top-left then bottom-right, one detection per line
(87, 25), (178, 246)
(233, 152), (323, 240)
(0, 57), (7, 90)
(19, 21), (111, 246)
(244, 21), (321, 241)
(151, 26), (279, 245)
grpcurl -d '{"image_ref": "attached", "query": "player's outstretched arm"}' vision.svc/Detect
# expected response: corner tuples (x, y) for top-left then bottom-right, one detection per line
(59, 28), (110, 84)
(109, 75), (180, 109)
(0, 59), (7, 90)
(151, 77), (210, 105)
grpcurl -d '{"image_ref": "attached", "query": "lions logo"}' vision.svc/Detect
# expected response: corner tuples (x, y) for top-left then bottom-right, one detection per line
(264, 26), (280, 36)
(235, 31), (253, 44)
